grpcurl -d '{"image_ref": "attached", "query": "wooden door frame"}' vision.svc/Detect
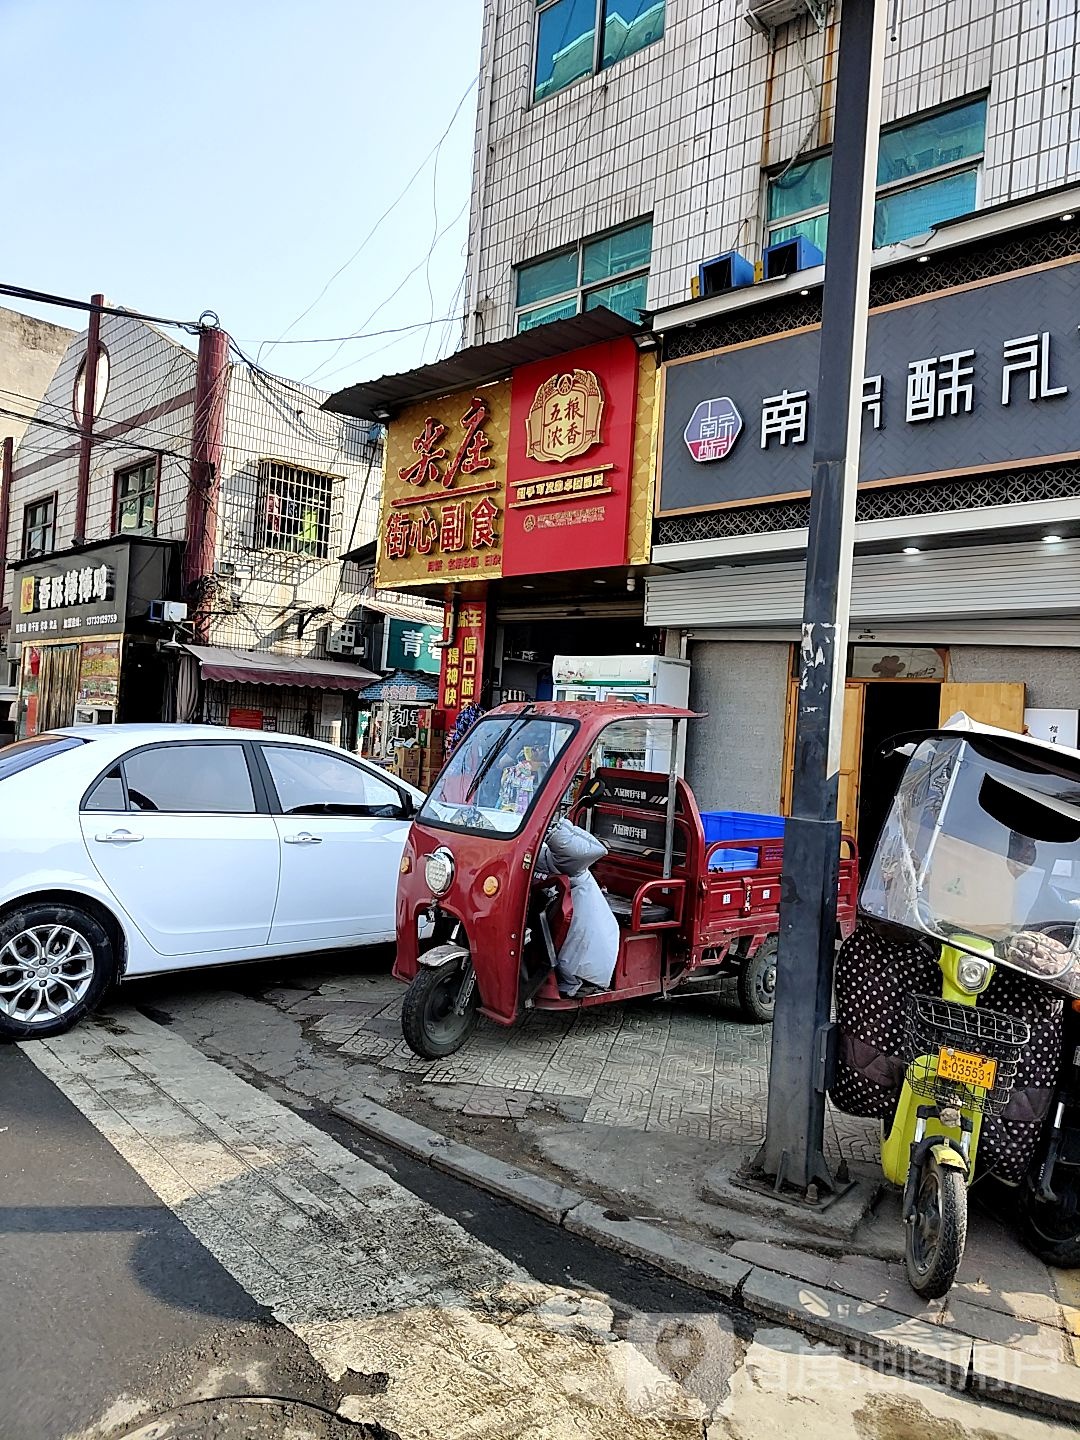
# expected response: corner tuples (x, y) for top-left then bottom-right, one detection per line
(780, 669), (943, 820)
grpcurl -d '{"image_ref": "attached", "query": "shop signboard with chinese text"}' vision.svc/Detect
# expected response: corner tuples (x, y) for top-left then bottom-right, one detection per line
(378, 382), (510, 588)
(658, 257), (1080, 514)
(439, 602), (486, 723)
(382, 617), (441, 674)
(12, 550), (127, 640)
(503, 337), (639, 575)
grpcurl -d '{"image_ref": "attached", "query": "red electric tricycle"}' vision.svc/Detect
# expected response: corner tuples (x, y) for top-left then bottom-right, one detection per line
(394, 701), (858, 1057)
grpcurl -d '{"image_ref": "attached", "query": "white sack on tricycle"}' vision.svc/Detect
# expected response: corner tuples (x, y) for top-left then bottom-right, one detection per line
(538, 819), (619, 994)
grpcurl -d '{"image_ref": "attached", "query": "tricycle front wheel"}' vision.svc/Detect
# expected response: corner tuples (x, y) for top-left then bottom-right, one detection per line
(401, 960), (479, 1059)
(736, 938), (778, 1023)
(904, 1157), (968, 1299)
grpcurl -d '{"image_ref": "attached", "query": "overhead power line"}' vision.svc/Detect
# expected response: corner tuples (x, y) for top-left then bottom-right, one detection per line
(0, 283), (209, 333)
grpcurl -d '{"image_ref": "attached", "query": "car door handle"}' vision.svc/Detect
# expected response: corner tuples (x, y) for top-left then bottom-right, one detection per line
(95, 829), (144, 844)
(283, 832), (322, 845)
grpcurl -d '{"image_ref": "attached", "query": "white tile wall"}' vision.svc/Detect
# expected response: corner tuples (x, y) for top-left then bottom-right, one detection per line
(211, 367), (383, 658)
(3, 318), (387, 665)
(466, 0), (1080, 341)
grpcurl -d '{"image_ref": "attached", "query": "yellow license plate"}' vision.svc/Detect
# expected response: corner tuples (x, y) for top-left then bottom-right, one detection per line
(937, 1046), (997, 1090)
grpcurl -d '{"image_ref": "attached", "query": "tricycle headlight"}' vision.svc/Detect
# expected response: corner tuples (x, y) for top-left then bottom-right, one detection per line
(424, 847), (455, 896)
(957, 954), (992, 993)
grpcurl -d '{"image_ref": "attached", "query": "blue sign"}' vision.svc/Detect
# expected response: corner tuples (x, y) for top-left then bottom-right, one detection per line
(684, 397), (743, 463)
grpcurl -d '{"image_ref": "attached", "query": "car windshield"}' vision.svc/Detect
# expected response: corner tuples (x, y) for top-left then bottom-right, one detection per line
(419, 715), (576, 836)
(0, 734), (85, 782)
(861, 734), (1080, 997)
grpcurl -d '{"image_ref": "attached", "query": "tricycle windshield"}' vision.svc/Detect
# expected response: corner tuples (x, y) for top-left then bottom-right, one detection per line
(861, 735), (1080, 997)
(419, 715), (576, 837)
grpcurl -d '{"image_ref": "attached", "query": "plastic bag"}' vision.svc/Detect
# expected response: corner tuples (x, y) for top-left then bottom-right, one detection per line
(542, 817), (608, 877)
(538, 819), (618, 994)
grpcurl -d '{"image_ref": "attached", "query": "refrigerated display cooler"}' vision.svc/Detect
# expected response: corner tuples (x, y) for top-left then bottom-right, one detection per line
(551, 654), (691, 772)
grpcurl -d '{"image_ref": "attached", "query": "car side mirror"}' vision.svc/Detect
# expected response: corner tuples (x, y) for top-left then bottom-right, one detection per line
(398, 792), (418, 820)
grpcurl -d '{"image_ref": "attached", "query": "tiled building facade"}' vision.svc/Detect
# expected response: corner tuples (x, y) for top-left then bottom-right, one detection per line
(3, 316), (384, 660)
(465, 0), (1080, 342)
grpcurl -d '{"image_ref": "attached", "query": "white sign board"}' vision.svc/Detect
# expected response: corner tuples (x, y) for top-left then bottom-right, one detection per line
(1024, 707), (1079, 749)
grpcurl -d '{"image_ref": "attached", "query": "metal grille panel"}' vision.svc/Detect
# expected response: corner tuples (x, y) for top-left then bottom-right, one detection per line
(656, 464), (1080, 547)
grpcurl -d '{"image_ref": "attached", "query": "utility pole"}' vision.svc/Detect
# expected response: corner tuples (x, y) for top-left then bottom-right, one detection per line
(74, 293), (105, 543)
(182, 323), (230, 643)
(756, 0), (887, 1197)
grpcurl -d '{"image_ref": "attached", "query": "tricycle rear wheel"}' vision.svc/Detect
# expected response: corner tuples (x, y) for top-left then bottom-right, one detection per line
(736, 938), (777, 1023)
(401, 960), (479, 1059)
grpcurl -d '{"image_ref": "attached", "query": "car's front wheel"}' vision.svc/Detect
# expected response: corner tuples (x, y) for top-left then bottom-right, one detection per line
(0, 903), (115, 1041)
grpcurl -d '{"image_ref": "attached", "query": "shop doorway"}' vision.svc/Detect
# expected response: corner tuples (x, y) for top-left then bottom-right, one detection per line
(857, 681), (940, 858)
(781, 663), (1026, 851)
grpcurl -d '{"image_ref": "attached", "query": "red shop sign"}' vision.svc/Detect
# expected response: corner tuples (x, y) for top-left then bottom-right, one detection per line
(502, 336), (639, 577)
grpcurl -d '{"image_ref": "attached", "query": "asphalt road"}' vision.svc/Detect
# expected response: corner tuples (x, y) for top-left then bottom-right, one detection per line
(0, 1045), (350, 1440)
(6, 1000), (1077, 1440)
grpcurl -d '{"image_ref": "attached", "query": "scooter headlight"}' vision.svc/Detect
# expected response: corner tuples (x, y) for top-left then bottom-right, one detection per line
(424, 847), (455, 897)
(957, 954), (992, 993)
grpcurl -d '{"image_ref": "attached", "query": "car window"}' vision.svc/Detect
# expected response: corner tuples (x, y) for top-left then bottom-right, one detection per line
(0, 734), (85, 782)
(262, 745), (403, 817)
(83, 765), (125, 811)
(123, 744), (256, 814)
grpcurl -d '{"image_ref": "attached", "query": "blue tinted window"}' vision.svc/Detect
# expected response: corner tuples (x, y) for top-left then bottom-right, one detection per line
(534, 0), (596, 102)
(768, 212), (830, 257)
(516, 249), (578, 308)
(582, 220), (652, 285)
(584, 273), (648, 320)
(517, 296), (580, 332)
(874, 169), (978, 246)
(768, 155), (833, 222)
(601, 0), (664, 70)
(877, 99), (986, 186)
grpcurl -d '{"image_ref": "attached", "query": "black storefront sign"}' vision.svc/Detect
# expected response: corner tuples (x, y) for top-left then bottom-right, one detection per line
(659, 255), (1080, 514)
(10, 540), (177, 641)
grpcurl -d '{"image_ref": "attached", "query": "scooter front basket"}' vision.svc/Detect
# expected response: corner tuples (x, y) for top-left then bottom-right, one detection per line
(902, 994), (1030, 1118)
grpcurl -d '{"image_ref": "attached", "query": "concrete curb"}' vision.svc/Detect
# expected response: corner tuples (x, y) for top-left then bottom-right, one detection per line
(331, 1094), (1080, 1424)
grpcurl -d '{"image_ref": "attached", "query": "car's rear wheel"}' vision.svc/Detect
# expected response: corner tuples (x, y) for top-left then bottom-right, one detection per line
(0, 903), (114, 1041)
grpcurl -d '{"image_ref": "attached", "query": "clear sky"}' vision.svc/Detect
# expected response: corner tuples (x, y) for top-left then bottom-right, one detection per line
(1, 0), (483, 389)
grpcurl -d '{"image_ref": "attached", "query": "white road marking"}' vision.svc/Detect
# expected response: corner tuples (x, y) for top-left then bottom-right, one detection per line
(23, 1013), (704, 1438)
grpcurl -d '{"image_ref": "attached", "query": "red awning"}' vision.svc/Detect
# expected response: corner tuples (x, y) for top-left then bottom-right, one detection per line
(184, 644), (378, 692)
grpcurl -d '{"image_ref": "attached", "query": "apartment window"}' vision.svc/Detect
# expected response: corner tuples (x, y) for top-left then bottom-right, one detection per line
(22, 496), (56, 559)
(114, 459), (157, 536)
(260, 460), (335, 559)
(767, 97), (987, 256)
(534, 0), (664, 104)
(516, 219), (652, 333)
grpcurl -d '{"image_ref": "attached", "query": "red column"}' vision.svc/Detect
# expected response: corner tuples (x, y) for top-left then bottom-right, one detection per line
(182, 324), (230, 642)
(0, 435), (12, 608)
(74, 293), (104, 543)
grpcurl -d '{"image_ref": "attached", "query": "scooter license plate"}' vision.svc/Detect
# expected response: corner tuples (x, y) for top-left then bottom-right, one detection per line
(937, 1046), (997, 1090)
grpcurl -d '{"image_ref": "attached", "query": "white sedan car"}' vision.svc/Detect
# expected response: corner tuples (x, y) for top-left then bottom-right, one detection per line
(0, 724), (423, 1040)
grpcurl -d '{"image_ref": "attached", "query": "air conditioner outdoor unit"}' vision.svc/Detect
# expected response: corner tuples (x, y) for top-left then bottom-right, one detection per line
(744, 0), (828, 36)
(327, 622), (359, 655)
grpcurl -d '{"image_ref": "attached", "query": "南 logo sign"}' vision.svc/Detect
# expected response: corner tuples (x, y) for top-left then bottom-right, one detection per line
(684, 397), (743, 463)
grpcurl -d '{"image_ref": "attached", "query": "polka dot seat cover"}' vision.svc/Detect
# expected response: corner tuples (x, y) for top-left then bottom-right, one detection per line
(831, 923), (1063, 1184)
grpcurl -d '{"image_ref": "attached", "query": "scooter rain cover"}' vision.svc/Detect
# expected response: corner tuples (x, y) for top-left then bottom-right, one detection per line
(860, 720), (1080, 999)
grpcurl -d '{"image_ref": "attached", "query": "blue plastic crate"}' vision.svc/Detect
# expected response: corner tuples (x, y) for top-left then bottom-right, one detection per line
(701, 810), (785, 844)
(708, 847), (758, 873)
